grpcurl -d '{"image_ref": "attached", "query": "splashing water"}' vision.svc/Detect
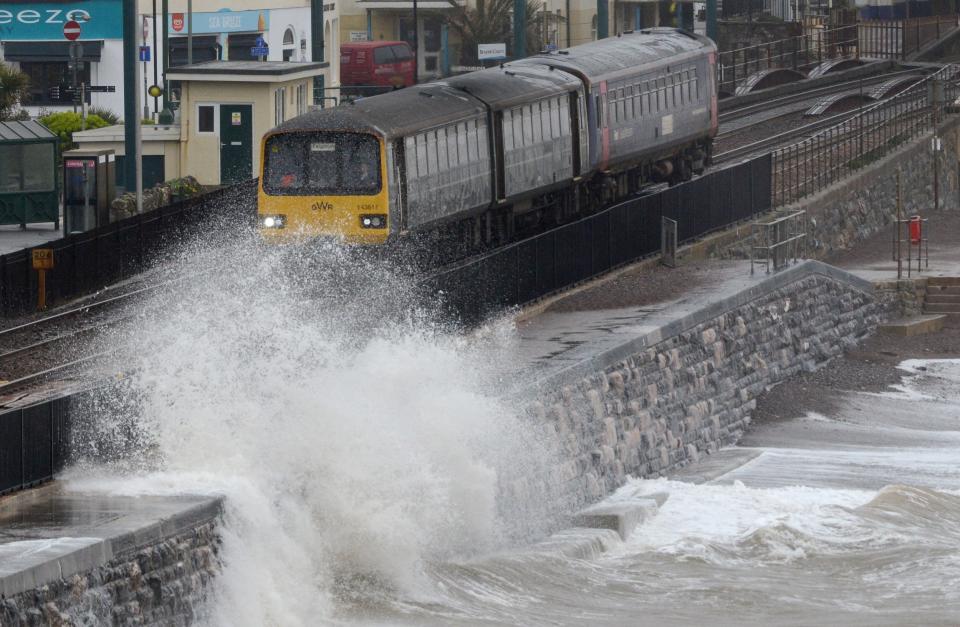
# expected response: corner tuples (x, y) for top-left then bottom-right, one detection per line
(66, 237), (566, 625)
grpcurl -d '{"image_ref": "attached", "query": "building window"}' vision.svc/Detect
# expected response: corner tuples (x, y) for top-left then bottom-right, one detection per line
(19, 61), (90, 106)
(198, 105), (216, 133)
(591, 15), (598, 40)
(283, 28), (296, 62)
(274, 88), (286, 125)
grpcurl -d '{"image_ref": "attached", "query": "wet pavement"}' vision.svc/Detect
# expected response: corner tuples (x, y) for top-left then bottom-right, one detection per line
(0, 222), (62, 256)
(0, 484), (220, 597)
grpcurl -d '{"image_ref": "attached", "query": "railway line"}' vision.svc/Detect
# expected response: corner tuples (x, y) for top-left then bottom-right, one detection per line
(1, 64), (950, 403)
(713, 67), (935, 164)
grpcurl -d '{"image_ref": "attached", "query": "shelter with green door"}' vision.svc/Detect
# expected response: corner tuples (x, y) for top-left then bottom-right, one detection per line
(0, 121), (59, 229)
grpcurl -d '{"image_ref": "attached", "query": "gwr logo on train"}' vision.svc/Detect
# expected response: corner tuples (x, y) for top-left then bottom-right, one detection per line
(311, 201), (334, 212)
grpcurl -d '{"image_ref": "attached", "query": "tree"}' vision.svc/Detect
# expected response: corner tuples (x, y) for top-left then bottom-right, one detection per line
(0, 62), (31, 121)
(446, 0), (547, 65)
(39, 111), (111, 153)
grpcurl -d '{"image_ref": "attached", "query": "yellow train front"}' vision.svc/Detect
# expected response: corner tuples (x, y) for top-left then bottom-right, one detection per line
(258, 127), (391, 245)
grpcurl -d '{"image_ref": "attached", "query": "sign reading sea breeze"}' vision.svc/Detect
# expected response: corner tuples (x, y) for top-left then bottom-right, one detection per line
(0, 2), (121, 41)
(63, 19), (81, 40)
(32, 248), (54, 270)
(478, 43), (507, 61)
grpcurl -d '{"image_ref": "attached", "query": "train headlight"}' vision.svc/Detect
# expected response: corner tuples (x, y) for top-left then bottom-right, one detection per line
(261, 214), (286, 229)
(360, 214), (387, 229)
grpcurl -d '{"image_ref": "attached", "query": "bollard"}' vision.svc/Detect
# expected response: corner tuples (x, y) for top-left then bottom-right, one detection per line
(31, 248), (53, 311)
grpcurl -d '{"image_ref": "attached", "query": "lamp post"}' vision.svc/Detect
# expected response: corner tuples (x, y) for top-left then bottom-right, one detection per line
(413, 0), (419, 83)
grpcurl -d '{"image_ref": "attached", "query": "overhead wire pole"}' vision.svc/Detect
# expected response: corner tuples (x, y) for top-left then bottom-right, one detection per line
(312, 0), (324, 103)
(597, 0), (609, 39)
(123, 0), (143, 213)
(707, 0), (717, 41)
(514, 0), (526, 59)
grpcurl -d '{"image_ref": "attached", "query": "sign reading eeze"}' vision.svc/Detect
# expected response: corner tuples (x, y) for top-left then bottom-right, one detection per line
(0, 1), (122, 40)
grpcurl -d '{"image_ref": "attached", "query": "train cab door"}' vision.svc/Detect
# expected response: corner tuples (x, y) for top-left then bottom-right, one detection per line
(493, 111), (505, 201)
(569, 92), (581, 178)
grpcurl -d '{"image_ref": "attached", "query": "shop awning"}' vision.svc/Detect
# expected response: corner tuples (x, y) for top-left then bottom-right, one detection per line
(2, 41), (103, 62)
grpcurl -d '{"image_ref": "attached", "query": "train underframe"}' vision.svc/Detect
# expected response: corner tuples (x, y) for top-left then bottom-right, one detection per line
(409, 137), (713, 267)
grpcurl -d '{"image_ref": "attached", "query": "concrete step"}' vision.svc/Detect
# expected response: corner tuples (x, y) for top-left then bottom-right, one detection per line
(924, 293), (960, 304)
(880, 315), (946, 336)
(926, 277), (960, 286)
(923, 303), (960, 313)
(926, 285), (960, 295)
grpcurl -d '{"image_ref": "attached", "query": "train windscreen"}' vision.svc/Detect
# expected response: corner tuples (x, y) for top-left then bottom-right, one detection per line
(263, 132), (381, 195)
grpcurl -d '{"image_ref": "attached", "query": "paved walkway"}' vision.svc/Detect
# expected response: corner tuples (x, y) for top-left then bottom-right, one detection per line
(0, 222), (62, 256)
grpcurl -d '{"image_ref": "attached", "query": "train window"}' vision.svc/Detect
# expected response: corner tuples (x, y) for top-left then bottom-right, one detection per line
(457, 123), (468, 166)
(513, 107), (523, 148)
(467, 120), (478, 159)
(263, 132), (380, 195)
(550, 99), (560, 139)
(416, 134), (427, 178)
(618, 88), (626, 122)
(405, 136), (417, 179)
(477, 119), (488, 159)
(437, 128), (448, 172)
(426, 132), (438, 174)
(557, 98), (570, 137)
(532, 103), (542, 144)
(502, 111), (513, 151)
(522, 106), (533, 146)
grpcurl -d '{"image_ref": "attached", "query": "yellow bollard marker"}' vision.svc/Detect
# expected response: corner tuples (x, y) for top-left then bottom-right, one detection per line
(31, 248), (54, 311)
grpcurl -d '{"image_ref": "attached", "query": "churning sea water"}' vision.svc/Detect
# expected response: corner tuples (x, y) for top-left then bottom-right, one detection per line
(62, 239), (960, 626)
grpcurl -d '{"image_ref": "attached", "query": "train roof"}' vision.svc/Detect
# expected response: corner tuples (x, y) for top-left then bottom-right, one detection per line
(441, 63), (580, 109)
(272, 83), (485, 138)
(524, 28), (714, 83)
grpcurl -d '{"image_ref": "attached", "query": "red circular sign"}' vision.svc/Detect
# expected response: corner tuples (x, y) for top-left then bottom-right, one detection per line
(63, 20), (81, 41)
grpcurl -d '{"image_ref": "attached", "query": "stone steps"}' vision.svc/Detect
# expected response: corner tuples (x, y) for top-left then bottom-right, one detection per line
(923, 277), (960, 317)
(925, 293), (960, 304)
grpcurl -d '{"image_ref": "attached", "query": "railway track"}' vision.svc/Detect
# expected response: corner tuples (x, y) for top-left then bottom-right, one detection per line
(0, 281), (175, 400)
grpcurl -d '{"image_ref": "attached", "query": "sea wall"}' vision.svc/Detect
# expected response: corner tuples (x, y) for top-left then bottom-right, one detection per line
(522, 262), (890, 507)
(0, 498), (221, 626)
(791, 117), (960, 258)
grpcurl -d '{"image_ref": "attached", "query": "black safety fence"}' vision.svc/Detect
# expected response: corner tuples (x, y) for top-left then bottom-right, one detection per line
(425, 154), (773, 325)
(0, 180), (258, 318)
(0, 397), (71, 496)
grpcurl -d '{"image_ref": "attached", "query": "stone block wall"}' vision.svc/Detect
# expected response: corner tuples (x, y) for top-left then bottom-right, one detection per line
(794, 117), (960, 259)
(526, 269), (888, 507)
(0, 519), (220, 626)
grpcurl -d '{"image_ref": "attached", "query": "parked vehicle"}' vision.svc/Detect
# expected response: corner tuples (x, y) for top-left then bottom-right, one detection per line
(340, 41), (415, 97)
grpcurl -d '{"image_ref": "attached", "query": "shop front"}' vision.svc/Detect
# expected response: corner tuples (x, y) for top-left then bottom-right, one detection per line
(0, 0), (124, 115)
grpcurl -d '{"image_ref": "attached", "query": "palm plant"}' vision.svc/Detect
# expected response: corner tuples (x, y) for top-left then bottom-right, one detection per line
(0, 62), (31, 120)
(446, 0), (547, 64)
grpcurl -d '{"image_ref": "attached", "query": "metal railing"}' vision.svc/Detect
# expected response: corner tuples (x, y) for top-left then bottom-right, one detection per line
(718, 25), (859, 95)
(750, 209), (807, 274)
(0, 398), (70, 496)
(859, 16), (960, 59)
(771, 64), (960, 206)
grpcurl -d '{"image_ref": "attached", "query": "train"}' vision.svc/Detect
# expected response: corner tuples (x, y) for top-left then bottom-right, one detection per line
(257, 28), (718, 252)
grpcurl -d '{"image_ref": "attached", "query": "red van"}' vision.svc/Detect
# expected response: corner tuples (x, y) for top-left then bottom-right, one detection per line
(340, 41), (415, 97)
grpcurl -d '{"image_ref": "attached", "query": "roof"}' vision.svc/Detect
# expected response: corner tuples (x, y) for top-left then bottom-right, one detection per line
(274, 83), (485, 138)
(73, 124), (180, 143)
(0, 120), (57, 143)
(441, 63), (580, 109)
(341, 41), (408, 49)
(166, 60), (329, 81)
(525, 28), (713, 83)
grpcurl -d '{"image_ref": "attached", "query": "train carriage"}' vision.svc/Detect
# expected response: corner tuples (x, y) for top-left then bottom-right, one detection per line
(258, 28), (718, 249)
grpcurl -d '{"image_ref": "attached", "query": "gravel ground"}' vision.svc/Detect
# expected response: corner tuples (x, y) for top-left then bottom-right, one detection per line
(752, 320), (960, 424)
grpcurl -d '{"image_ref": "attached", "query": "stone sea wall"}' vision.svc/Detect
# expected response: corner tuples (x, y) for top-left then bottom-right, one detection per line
(0, 516), (220, 626)
(523, 264), (889, 507)
(793, 117), (960, 259)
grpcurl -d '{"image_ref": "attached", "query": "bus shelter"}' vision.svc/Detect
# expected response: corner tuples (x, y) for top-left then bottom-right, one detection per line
(0, 121), (59, 229)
